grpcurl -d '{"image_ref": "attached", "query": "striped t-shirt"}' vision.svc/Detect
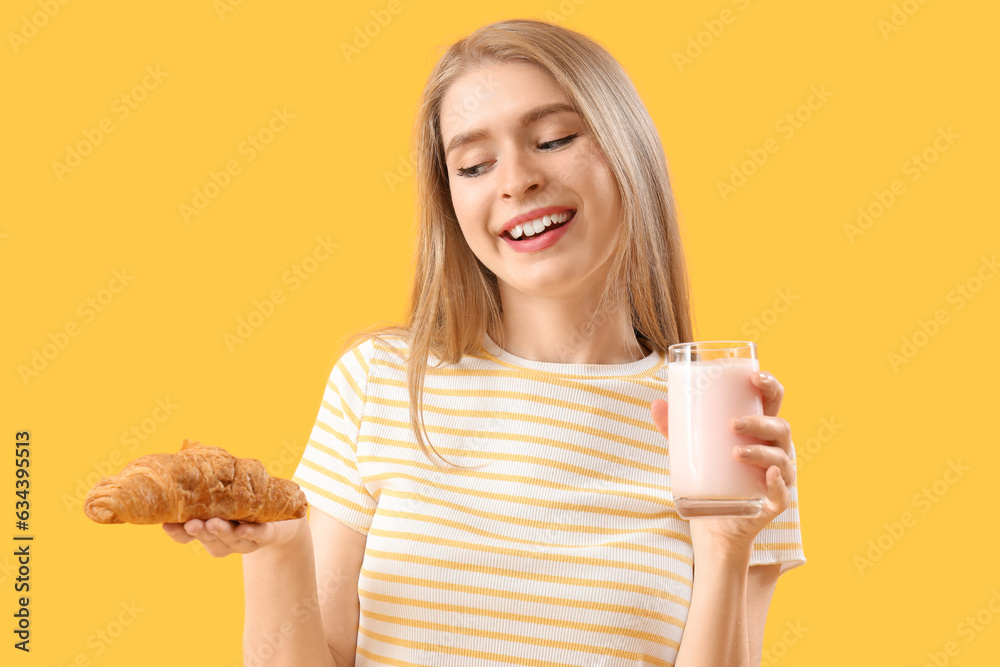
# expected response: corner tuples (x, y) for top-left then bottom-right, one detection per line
(291, 334), (805, 666)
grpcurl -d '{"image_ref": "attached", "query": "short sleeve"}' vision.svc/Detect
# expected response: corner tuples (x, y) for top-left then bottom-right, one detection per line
(749, 440), (807, 575)
(291, 339), (377, 534)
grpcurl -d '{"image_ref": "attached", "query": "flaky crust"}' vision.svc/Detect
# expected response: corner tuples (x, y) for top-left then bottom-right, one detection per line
(84, 439), (307, 524)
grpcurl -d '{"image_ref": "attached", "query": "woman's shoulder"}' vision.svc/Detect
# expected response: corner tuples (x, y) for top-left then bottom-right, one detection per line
(337, 327), (411, 358)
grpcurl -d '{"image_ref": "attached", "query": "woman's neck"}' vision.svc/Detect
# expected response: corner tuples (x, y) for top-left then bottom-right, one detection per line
(494, 291), (647, 365)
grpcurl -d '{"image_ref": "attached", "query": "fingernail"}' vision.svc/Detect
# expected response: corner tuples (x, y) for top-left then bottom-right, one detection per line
(738, 447), (751, 457)
(758, 372), (768, 383)
(732, 417), (747, 430)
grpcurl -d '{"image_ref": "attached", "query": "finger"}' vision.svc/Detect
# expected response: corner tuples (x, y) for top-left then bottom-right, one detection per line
(751, 371), (783, 417)
(203, 517), (268, 553)
(232, 521), (271, 544)
(162, 523), (196, 544)
(184, 518), (208, 536)
(731, 415), (792, 455)
(180, 518), (238, 557)
(762, 465), (791, 518)
(650, 399), (668, 438)
(733, 445), (796, 488)
(181, 518), (235, 555)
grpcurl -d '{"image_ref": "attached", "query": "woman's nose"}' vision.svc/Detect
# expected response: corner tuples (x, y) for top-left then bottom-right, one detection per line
(498, 150), (542, 199)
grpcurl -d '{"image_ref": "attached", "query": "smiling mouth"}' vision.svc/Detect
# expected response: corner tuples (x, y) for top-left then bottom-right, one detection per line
(503, 210), (576, 240)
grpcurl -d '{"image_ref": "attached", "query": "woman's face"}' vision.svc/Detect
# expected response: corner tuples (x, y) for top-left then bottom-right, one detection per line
(440, 61), (624, 301)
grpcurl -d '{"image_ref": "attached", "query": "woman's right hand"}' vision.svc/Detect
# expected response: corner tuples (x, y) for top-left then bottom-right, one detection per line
(162, 515), (306, 557)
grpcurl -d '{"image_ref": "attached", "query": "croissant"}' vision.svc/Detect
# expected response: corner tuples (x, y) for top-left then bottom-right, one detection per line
(84, 439), (307, 524)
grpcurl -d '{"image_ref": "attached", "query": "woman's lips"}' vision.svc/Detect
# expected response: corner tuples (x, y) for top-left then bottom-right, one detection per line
(500, 211), (576, 253)
(500, 206), (576, 236)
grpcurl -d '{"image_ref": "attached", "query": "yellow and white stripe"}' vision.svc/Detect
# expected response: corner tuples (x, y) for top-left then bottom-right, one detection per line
(292, 335), (806, 666)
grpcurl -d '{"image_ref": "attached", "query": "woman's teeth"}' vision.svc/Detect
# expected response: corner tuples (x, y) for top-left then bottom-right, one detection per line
(508, 210), (573, 240)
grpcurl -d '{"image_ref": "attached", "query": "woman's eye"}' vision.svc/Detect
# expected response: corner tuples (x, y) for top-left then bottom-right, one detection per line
(538, 133), (579, 150)
(454, 133), (580, 179)
(456, 163), (488, 178)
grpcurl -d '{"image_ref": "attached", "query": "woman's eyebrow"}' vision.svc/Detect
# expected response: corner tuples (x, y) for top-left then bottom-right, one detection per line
(444, 102), (579, 158)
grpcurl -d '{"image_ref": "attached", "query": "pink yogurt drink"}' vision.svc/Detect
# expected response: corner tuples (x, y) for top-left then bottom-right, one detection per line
(667, 354), (767, 518)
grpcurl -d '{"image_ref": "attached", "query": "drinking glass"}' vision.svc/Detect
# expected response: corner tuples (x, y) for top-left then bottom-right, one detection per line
(667, 341), (766, 518)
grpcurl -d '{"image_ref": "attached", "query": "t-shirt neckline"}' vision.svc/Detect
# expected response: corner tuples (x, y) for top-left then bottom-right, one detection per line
(481, 332), (664, 378)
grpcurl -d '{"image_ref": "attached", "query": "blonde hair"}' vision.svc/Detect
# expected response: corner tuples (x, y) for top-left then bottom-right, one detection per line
(335, 18), (694, 468)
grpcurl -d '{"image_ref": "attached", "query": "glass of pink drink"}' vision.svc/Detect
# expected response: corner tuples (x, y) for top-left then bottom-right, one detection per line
(667, 341), (766, 519)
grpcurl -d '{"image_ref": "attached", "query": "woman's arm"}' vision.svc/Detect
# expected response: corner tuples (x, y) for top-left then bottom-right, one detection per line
(673, 550), (780, 667)
(165, 506), (366, 667)
(241, 514), (336, 667)
(673, 540), (752, 667)
(241, 509), (367, 667)
(652, 371), (795, 666)
(747, 564), (780, 663)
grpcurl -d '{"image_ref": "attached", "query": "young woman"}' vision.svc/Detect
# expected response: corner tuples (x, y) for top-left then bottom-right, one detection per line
(164, 19), (804, 666)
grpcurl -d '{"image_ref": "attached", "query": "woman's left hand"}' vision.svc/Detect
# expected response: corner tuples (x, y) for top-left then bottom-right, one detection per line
(650, 370), (796, 556)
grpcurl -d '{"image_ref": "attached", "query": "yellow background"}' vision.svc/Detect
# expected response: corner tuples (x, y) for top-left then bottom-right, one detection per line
(2, 0), (998, 664)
